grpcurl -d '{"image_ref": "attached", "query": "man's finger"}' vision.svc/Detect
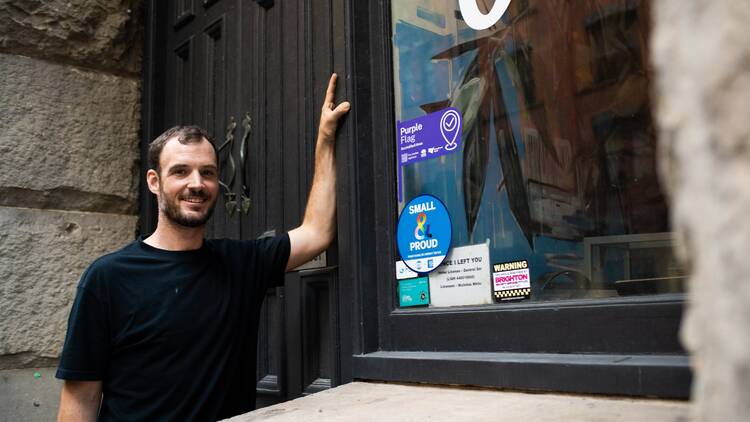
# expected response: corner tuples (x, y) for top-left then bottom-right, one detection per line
(325, 73), (338, 105)
(333, 101), (351, 116)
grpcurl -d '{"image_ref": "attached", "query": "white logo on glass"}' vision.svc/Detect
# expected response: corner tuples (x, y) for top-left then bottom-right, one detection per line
(458, 0), (512, 30)
(440, 109), (461, 151)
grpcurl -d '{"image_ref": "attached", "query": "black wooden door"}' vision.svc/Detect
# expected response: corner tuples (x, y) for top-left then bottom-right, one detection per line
(141, 0), (349, 410)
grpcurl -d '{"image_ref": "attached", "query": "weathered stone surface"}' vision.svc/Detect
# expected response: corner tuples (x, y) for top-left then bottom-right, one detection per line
(0, 206), (136, 358)
(0, 352), (57, 371)
(227, 382), (691, 422)
(0, 0), (142, 75)
(652, 1), (750, 421)
(0, 368), (61, 422)
(0, 53), (140, 211)
(0, 186), (136, 215)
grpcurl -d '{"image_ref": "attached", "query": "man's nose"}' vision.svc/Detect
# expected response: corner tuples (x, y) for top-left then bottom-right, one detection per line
(187, 170), (205, 188)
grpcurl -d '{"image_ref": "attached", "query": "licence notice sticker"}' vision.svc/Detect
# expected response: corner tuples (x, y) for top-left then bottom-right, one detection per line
(428, 243), (492, 307)
(492, 260), (531, 301)
(398, 277), (430, 307)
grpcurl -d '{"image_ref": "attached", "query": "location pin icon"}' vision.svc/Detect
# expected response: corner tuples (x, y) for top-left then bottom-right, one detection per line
(440, 109), (461, 151)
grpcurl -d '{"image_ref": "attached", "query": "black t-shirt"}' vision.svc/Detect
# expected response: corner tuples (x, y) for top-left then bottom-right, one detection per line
(56, 234), (290, 422)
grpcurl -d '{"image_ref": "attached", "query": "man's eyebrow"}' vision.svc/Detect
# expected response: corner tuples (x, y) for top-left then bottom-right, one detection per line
(165, 164), (217, 174)
(166, 164), (188, 173)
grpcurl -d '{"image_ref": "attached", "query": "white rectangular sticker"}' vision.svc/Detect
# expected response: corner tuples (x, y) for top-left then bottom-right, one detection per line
(396, 260), (419, 280)
(428, 243), (492, 307)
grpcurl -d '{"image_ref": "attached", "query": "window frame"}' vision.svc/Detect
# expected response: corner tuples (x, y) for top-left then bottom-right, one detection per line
(342, 0), (690, 399)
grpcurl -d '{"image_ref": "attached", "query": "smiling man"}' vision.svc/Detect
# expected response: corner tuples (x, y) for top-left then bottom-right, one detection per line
(55, 74), (350, 422)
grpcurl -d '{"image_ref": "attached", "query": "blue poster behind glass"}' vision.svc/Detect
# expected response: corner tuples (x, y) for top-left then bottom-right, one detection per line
(397, 194), (452, 273)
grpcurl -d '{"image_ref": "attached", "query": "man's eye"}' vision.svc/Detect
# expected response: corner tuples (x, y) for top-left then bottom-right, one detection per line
(202, 170), (217, 178)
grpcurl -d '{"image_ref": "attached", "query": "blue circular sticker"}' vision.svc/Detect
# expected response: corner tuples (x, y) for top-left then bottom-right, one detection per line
(397, 194), (452, 274)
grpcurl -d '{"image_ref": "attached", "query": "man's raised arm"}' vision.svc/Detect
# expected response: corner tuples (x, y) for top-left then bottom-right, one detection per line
(287, 73), (351, 271)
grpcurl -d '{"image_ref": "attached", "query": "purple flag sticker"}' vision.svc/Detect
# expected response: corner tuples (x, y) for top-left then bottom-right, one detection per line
(397, 107), (463, 201)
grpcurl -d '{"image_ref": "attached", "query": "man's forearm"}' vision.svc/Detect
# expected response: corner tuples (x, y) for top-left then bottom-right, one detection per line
(285, 131), (337, 271)
(303, 132), (337, 244)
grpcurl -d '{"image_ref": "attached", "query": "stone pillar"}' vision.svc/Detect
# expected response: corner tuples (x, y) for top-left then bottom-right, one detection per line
(0, 1), (143, 420)
(653, 1), (750, 421)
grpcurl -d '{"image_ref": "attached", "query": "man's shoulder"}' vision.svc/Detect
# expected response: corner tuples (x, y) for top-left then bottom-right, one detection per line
(90, 239), (140, 268)
(78, 240), (140, 290)
(203, 238), (246, 261)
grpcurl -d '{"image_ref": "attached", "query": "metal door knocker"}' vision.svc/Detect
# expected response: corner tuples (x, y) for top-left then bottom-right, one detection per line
(218, 117), (238, 216)
(217, 114), (252, 218)
(239, 112), (252, 215)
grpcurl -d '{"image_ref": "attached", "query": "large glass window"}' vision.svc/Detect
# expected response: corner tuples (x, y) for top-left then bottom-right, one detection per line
(392, 0), (684, 306)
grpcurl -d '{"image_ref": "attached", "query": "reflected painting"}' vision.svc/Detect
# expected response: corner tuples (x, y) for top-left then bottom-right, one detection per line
(392, 0), (685, 301)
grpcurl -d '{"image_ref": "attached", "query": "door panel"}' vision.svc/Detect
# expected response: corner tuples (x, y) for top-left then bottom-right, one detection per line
(302, 273), (338, 395)
(255, 286), (285, 408)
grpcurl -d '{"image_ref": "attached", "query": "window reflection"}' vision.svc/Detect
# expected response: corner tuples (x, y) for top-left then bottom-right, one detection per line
(392, 0), (684, 303)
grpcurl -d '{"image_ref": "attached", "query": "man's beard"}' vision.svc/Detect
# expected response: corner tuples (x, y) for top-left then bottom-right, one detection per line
(158, 186), (216, 228)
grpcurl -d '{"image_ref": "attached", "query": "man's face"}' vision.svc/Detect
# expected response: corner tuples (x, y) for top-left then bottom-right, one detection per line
(155, 137), (219, 228)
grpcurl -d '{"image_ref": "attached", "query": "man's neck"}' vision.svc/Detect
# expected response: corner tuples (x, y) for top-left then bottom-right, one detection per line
(143, 216), (205, 251)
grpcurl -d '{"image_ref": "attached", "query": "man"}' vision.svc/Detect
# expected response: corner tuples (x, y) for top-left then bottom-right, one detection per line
(56, 74), (350, 421)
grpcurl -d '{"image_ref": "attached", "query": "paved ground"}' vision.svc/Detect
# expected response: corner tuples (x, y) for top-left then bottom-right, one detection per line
(0, 368), (61, 422)
(226, 382), (691, 422)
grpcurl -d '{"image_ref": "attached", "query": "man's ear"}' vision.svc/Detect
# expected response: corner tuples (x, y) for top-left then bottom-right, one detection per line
(146, 169), (161, 195)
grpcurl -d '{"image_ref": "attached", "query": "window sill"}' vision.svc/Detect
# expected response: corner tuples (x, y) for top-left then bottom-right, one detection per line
(352, 351), (690, 399)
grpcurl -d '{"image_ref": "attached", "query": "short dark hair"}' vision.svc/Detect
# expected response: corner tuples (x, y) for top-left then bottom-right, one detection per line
(148, 126), (218, 174)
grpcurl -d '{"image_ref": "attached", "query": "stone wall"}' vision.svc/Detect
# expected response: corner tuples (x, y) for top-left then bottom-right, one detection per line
(0, 1), (142, 420)
(652, 1), (750, 421)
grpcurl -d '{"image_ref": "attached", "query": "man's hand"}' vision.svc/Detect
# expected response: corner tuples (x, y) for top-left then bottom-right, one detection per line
(58, 380), (102, 422)
(287, 73), (350, 271)
(318, 73), (351, 141)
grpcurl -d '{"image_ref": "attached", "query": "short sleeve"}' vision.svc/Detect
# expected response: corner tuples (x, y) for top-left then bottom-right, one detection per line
(56, 272), (110, 381)
(253, 233), (291, 291)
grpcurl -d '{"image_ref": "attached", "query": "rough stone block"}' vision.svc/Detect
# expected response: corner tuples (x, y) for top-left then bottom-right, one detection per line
(0, 207), (136, 358)
(0, 0), (142, 75)
(0, 53), (140, 213)
(653, 1), (750, 421)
